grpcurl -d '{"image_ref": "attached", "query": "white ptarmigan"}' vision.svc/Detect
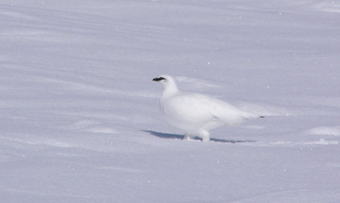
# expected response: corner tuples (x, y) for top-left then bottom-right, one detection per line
(153, 75), (263, 142)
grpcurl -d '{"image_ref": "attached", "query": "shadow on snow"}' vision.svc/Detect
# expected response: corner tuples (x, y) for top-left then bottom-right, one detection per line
(142, 130), (256, 144)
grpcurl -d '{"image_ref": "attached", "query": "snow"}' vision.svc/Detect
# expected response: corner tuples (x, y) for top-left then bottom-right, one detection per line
(0, 0), (340, 202)
(308, 126), (340, 136)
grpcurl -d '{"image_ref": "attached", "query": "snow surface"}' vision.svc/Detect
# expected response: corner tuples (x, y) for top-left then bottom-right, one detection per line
(0, 0), (340, 202)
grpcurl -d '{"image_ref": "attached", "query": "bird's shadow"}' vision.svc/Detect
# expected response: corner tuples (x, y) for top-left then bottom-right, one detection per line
(142, 130), (256, 144)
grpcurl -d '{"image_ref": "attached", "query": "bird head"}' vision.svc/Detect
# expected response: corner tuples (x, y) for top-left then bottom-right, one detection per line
(153, 75), (179, 97)
(152, 75), (174, 85)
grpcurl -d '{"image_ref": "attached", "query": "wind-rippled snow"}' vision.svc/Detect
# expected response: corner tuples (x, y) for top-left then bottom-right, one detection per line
(0, 0), (340, 202)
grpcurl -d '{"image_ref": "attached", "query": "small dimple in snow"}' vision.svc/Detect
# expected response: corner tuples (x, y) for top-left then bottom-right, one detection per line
(0, 154), (11, 162)
(69, 120), (117, 134)
(244, 125), (265, 130)
(248, 139), (338, 147)
(0, 55), (8, 62)
(307, 126), (340, 136)
(96, 166), (141, 173)
(70, 120), (100, 129)
(312, 2), (340, 13)
(87, 127), (117, 134)
(0, 30), (47, 36)
(41, 140), (74, 148)
(327, 163), (340, 168)
(0, 10), (37, 20)
(0, 136), (74, 148)
(303, 139), (339, 145)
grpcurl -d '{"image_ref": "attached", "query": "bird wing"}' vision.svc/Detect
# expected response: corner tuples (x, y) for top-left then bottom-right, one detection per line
(195, 94), (247, 123)
(164, 93), (251, 125)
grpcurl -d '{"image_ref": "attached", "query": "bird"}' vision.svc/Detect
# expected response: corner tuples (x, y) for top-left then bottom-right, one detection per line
(153, 75), (263, 142)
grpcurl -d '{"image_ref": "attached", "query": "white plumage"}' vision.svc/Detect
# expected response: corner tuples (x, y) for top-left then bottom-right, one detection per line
(153, 75), (261, 142)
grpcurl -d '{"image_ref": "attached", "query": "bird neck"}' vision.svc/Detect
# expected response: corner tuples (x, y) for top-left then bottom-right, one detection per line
(162, 82), (179, 98)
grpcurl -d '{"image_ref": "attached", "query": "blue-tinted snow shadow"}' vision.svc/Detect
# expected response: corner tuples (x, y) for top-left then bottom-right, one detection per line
(142, 130), (256, 144)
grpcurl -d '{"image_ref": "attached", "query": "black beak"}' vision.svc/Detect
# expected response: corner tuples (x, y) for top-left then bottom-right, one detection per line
(152, 77), (165, 82)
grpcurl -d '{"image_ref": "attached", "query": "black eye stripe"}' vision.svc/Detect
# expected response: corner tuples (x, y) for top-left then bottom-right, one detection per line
(153, 77), (166, 81)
